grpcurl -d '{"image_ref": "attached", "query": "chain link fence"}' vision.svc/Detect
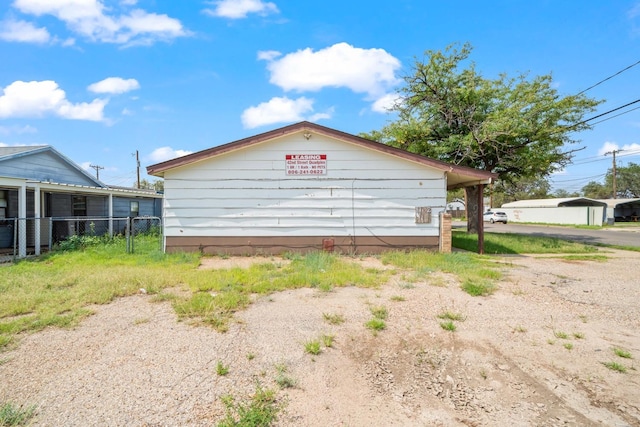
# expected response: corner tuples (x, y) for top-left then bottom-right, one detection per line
(0, 216), (162, 263)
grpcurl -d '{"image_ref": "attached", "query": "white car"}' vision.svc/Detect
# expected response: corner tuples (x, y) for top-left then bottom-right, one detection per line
(483, 211), (508, 224)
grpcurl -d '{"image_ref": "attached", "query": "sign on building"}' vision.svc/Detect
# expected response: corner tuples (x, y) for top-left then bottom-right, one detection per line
(285, 154), (327, 176)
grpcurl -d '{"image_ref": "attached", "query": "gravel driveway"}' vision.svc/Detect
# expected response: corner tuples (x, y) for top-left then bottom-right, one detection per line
(1, 248), (639, 426)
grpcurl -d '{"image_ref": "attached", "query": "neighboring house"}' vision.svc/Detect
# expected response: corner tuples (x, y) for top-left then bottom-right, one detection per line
(499, 197), (608, 226)
(0, 145), (163, 257)
(147, 121), (495, 255)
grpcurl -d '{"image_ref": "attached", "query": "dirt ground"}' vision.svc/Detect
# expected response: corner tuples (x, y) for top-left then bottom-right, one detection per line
(1, 248), (639, 426)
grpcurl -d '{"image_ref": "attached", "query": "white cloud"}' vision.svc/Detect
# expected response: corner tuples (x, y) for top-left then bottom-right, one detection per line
(242, 96), (326, 128)
(0, 80), (107, 121)
(203, 0), (279, 19)
(88, 77), (140, 94)
(148, 146), (193, 163)
(598, 141), (640, 157)
(371, 93), (401, 113)
(0, 124), (37, 135)
(10, 0), (188, 46)
(257, 50), (281, 61)
(262, 42), (401, 98)
(0, 19), (50, 43)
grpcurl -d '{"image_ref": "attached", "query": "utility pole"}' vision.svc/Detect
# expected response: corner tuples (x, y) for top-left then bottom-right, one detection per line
(135, 150), (140, 189)
(605, 149), (623, 199)
(89, 164), (104, 180)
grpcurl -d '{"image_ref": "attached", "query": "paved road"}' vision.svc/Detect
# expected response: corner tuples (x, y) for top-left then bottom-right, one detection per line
(454, 222), (640, 247)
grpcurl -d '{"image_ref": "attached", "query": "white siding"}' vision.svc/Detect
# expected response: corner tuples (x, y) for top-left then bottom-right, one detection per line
(163, 133), (446, 238)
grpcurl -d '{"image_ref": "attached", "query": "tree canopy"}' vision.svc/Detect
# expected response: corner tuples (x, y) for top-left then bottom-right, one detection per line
(363, 43), (602, 231)
(582, 162), (640, 199)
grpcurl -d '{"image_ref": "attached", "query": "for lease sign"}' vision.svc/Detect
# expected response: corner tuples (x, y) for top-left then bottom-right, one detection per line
(285, 154), (327, 175)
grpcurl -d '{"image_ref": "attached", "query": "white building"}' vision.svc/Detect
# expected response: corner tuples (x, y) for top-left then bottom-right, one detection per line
(147, 122), (494, 255)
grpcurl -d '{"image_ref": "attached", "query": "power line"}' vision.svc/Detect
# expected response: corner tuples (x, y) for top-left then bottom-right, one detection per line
(577, 59), (640, 95)
(578, 98), (640, 126)
(588, 104), (640, 126)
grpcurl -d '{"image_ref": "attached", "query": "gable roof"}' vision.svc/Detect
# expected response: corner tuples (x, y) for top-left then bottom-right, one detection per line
(0, 145), (104, 187)
(147, 121), (495, 189)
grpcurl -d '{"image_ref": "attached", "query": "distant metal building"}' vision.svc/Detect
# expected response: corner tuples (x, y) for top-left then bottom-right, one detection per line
(597, 198), (640, 223)
(498, 198), (607, 226)
(148, 121), (495, 255)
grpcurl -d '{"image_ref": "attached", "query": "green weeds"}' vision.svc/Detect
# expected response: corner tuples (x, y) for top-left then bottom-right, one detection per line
(0, 402), (36, 426)
(218, 386), (281, 427)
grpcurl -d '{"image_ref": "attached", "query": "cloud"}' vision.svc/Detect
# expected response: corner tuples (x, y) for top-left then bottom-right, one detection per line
(0, 124), (37, 135)
(261, 42), (401, 99)
(0, 80), (107, 121)
(598, 141), (640, 157)
(88, 77), (140, 94)
(242, 96), (333, 128)
(371, 93), (401, 113)
(148, 146), (193, 163)
(203, 0), (279, 19)
(0, 19), (50, 43)
(10, 0), (188, 46)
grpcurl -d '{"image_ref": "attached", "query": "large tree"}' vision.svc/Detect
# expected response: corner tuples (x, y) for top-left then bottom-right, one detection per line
(607, 162), (640, 198)
(363, 43), (601, 232)
(581, 181), (610, 199)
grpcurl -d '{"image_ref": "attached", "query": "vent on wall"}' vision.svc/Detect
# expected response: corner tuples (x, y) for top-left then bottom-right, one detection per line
(415, 207), (432, 224)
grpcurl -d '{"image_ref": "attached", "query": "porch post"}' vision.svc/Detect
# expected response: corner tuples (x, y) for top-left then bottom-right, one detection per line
(34, 185), (41, 255)
(108, 193), (113, 237)
(18, 183), (26, 258)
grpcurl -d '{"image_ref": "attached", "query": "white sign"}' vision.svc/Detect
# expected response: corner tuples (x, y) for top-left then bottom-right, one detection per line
(285, 154), (327, 175)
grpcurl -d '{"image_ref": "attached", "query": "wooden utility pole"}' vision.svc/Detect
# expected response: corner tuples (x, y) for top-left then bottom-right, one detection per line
(605, 149), (623, 199)
(136, 150), (140, 189)
(89, 164), (104, 180)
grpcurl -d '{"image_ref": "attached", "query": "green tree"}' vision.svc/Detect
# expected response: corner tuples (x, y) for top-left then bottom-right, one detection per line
(491, 177), (551, 207)
(363, 43), (601, 232)
(581, 181), (610, 199)
(139, 178), (164, 192)
(607, 162), (640, 198)
(553, 188), (580, 198)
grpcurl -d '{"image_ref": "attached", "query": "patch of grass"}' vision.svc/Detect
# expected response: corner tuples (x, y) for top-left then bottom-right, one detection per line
(572, 332), (585, 339)
(440, 321), (456, 332)
(274, 364), (296, 389)
(602, 361), (627, 373)
(452, 230), (598, 254)
(2, 247), (391, 349)
(246, 353), (255, 361)
(0, 402), (36, 426)
(1, 235), (201, 350)
(216, 361), (230, 376)
(512, 325), (527, 333)
(557, 255), (608, 262)
(613, 348), (633, 359)
(321, 334), (334, 348)
(322, 313), (345, 325)
(554, 331), (569, 339)
(304, 340), (322, 355)
(563, 343), (573, 350)
(365, 318), (386, 332)
(461, 279), (496, 296)
(370, 306), (388, 320)
(218, 385), (281, 427)
(390, 295), (406, 302)
(437, 311), (465, 322)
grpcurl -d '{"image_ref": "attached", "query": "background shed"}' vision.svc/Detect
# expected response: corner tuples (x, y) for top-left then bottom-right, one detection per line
(498, 198), (607, 226)
(148, 122), (494, 255)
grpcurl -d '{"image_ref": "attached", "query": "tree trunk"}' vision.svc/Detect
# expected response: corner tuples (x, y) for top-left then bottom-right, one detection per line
(465, 185), (481, 234)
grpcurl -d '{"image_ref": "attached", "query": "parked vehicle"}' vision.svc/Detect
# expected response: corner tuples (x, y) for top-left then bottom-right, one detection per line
(483, 211), (508, 224)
